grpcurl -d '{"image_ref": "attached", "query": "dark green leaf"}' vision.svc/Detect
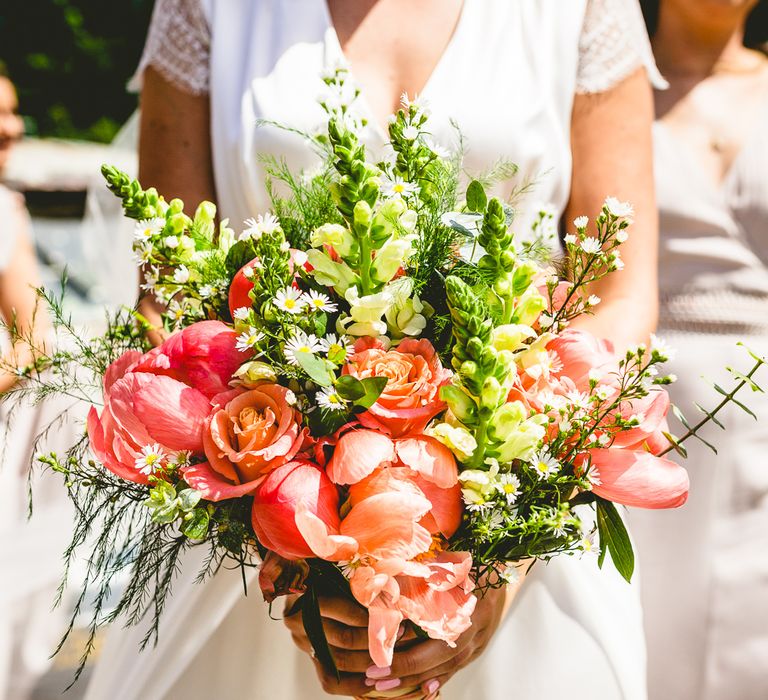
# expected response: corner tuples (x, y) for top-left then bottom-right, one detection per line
(295, 352), (335, 387)
(354, 377), (388, 409)
(692, 433), (718, 453)
(596, 499), (635, 583)
(671, 404), (692, 431)
(301, 587), (339, 679)
(335, 375), (366, 401)
(182, 508), (210, 540)
(732, 397), (757, 419)
(466, 180), (487, 213)
(224, 239), (258, 277)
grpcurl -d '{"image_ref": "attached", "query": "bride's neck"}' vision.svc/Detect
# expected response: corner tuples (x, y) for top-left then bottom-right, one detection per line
(653, 6), (752, 78)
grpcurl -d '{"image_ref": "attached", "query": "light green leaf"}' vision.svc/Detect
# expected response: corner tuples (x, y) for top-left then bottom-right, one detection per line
(295, 352), (335, 387)
(177, 488), (202, 512)
(466, 180), (487, 214)
(355, 377), (388, 410)
(182, 508), (210, 540)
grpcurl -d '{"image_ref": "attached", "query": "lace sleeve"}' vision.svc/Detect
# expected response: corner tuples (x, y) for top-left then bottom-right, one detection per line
(130, 0), (210, 95)
(576, 0), (668, 94)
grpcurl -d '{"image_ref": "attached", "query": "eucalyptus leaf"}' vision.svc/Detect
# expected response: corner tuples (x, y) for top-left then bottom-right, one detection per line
(355, 377), (388, 409)
(466, 180), (487, 213)
(182, 508), (210, 540)
(295, 352), (335, 387)
(596, 499), (635, 583)
(334, 375), (366, 401)
(177, 488), (202, 512)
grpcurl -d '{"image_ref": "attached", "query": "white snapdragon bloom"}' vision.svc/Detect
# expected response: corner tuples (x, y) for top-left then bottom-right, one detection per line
(310, 223), (355, 258)
(427, 423), (478, 461)
(163, 235), (179, 249)
(338, 287), (392, 337)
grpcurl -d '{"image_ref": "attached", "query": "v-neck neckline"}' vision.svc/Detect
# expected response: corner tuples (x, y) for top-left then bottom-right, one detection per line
(320, 0), (470, 137)
(655, 93), (768, 199)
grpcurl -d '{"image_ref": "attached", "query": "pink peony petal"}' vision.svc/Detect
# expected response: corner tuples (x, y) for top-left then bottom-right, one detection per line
(396, 436), (458, 488)
(584, 448), (689, 509)
(104, 350), (143, 393)
(182, 461), (262, 501)
(87, 406), (147, 484)
(133, 375), (212, 453)
(366, 599), (405, 668)
(326, 429), (396, 485)
(295, 509), (358, 561)
(611, 390), (671, 450)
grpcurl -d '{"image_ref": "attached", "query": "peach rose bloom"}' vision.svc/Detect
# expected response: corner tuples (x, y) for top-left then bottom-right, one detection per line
(345, 337), (451, 437)
(183, 384), (307, 501)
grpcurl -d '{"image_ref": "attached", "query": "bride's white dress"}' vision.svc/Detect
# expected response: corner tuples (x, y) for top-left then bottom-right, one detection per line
(85, 2), (662, 698)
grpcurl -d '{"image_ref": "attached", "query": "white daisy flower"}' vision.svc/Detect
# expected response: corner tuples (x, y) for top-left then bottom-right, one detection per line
(242, 264), (256, 279)
(236, 327), (265, 353)
(563, 233), (578, 246)
(531, 450), (560, 481)
(135, 443), (167, 475)
(167, 299), (187, 325)
(132, 241), (153, 265)
(273, 286), (307, 314)
(163, 235), (179, 249)
(539, 313), (554, 329)
(303, 289), (338, 313)
(580, 237), (602, 255)
(316, 386), (348, 411)
(586, 464), (603, 488)
(423, 136), (450, 159)
(319, 333), (350, 356)
(134, 218), (165, 241)
(650, 333), (676, 361)
(573, 215), (589, 229)
(586, 294), (601, 307)
(173, 264), (190, 284)
(580, 531), (601, 559)
(616, 229), (629, 243)
(497, 473), (521, 506)
(381, 175), (419, 200)
(499, 563), (521, 585)
(233, 306), (251, 321)
(198, 284), (216, 299)
(565, 390), (590, 410)
(170, 450), (192, 469)
(611, 252), (625, 270)
(140, 267), (160, 293)
(241, 213), (280, 240)
(284, 331), (323, 365)
(604, 197), (634, 218)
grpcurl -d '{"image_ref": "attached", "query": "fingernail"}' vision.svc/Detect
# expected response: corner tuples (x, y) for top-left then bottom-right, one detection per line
(365, 665), (391, 679)
(364, 678), (375, 687)
(396, 624), (406, 640)
(375, 678), (402, 692)
(425, 679), (440, 694)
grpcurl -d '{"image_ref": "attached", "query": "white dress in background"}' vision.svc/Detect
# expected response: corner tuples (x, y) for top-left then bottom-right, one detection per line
(85, 2), (661, 699)
(0, 186), (76, 700)
(631, 88), (768, 700)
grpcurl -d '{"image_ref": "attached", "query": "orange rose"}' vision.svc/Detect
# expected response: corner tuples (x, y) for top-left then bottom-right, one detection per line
(344, 337), (451, 437)
(183, 384), (307, 501)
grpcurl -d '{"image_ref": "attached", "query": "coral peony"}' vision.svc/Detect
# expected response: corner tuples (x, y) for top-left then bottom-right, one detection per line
(251, 460), (341, 561)
(547, 329), (617, 393)
(344, 337), (451, 437)
(183, 383), (307, 500)
(87, 344), (218, 485)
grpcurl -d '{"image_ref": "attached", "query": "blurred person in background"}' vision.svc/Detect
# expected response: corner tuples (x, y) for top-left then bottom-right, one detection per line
(0, 60), (75, 700)
(632, 3), (768, 699)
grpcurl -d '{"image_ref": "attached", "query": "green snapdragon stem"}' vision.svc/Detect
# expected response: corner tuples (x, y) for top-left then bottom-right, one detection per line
(358, 236), (373, 295)
(468, 415), (490, 469)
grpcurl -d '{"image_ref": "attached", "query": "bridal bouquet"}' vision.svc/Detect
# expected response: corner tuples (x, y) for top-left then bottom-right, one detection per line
(5, 70), (763, 684)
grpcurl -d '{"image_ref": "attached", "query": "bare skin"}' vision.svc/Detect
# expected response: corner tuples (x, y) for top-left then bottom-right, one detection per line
(651, 0), (768, 187)
(0, 76), (46, 394)
(138, 0), (658, 694)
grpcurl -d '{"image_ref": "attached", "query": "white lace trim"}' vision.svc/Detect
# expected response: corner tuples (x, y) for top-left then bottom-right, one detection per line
(130, 0), (210, 95)
(577, 0), (668, 94)
(132, 0), (666, 98)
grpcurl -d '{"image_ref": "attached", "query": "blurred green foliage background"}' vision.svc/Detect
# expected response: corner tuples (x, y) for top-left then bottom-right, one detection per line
(0, 0), (154, 142)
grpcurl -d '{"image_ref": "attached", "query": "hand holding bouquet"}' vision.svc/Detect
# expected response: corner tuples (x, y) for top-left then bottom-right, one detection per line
(5, 70), (764, 695)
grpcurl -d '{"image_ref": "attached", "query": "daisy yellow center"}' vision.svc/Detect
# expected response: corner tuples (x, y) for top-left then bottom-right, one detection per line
(284, 298), (296, 309)
(298, 345), (311, 353)
(312, 299), (324, 307)
(536, 461), (548, 473)
(146, 454), (160, 466)
(502, 483), (517, 494)
(328, 393), (342, 404)
(393, 183), (405, 193)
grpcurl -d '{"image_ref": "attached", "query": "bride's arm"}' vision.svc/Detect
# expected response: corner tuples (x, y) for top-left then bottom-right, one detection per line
(566, 67), (658, 349)
(136, 66), (217, 342)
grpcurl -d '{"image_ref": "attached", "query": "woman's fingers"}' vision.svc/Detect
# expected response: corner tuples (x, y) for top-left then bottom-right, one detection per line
(318, 596), (370, 627)
(310, 657), (369, 697)
(387, 636), (465, 678)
